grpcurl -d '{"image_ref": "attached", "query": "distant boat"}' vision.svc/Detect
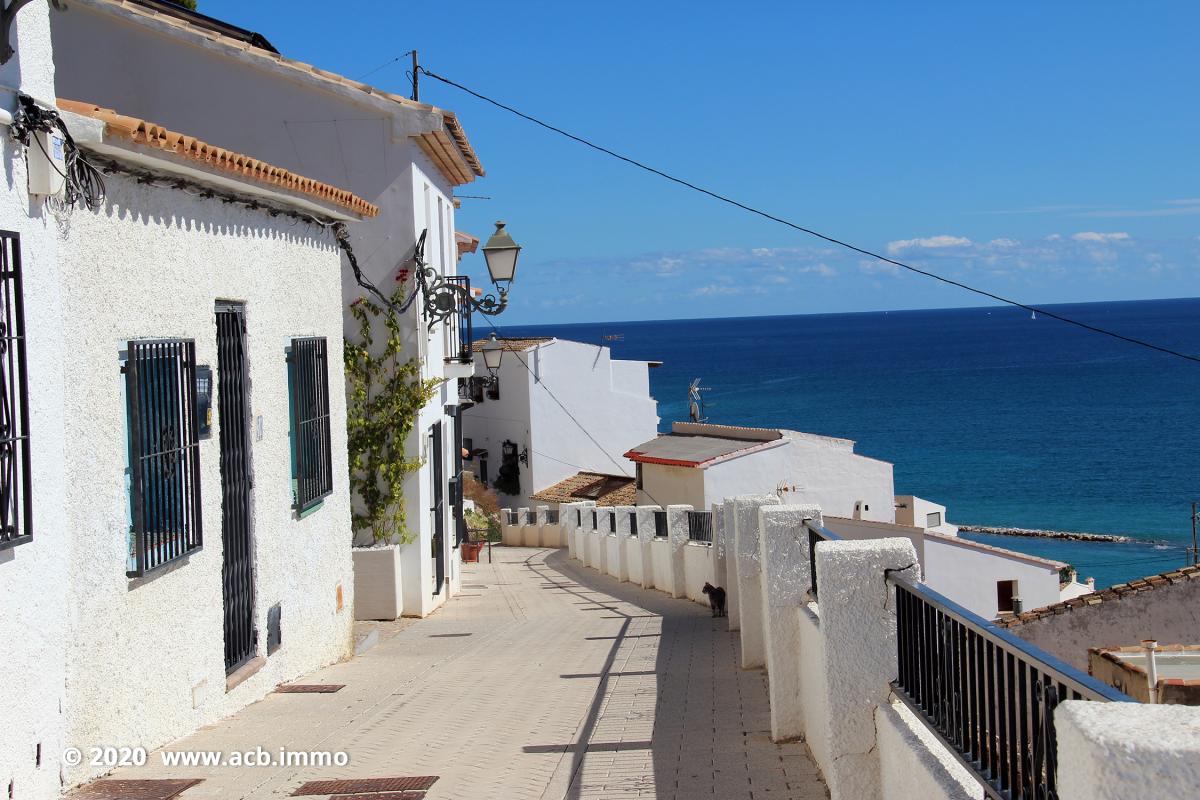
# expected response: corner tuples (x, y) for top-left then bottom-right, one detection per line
(1031, 310), (1037, 320)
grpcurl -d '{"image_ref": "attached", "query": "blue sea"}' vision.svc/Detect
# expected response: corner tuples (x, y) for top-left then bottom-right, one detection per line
(497, 298), (1200, 588)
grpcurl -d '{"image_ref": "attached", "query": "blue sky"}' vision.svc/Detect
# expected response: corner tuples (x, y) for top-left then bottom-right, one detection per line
(204, 1), (1200, 325)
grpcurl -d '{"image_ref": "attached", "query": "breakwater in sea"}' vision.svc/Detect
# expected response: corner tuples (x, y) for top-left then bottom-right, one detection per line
(958, 525), (1132, 543)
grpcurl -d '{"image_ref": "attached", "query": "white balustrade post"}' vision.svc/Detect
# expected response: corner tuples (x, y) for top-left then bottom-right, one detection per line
(733, 494), (780, 668)
(635, 506), (660, 590)
(816, 538), (919, 800)
(596, 507), (613, 575)
(501, 507), (521, 547)
(666, 505), (693, 599)
(759, 504), (822, 742)
(723, 501), (740, 631)
(613, 504), (634, 582)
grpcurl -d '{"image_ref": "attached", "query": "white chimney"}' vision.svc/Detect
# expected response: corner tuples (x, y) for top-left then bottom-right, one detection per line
(1142, 639), (1159, 704)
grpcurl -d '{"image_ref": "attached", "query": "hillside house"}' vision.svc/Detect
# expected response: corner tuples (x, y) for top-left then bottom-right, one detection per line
(460, 336), (660, 508)
(50, 0), (489, 617)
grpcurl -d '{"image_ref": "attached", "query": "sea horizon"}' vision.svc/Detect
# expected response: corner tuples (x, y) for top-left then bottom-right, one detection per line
(496, 295), (1200, 589)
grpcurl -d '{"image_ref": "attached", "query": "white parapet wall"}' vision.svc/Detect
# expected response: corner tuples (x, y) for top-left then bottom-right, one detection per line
(731, 494), (781, 669)
(1055, 700), (1200, 799)
(613, 505), (634, 582)
(502, 507), (522, 546)
(877, 699), (984, 800)
(635, 506), (660, 590)
(683, 542), (714, 603)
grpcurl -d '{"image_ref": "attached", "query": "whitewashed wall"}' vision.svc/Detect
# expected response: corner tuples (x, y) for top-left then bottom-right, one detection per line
(57, 172), (355, 785)
(0, 5), (70, 798)
(638, 463), (706, 509)
(52, 0), (466, 617)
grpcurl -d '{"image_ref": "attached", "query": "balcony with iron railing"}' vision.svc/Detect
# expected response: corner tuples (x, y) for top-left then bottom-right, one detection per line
(441, 275), (474, 379)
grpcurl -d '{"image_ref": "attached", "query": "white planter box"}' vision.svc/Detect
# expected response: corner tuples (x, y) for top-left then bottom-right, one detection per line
(352, 545), (403, 620)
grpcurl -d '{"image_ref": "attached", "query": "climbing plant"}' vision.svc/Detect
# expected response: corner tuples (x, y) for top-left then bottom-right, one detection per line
(344, 287), (442, 545)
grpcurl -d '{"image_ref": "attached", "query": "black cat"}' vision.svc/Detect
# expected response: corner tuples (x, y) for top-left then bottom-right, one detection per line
(701, 583), (727, 618)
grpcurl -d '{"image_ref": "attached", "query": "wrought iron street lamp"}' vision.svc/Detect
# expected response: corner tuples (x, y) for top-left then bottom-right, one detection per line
(403, 220), (522, 326)
(481, 332), (504, 376)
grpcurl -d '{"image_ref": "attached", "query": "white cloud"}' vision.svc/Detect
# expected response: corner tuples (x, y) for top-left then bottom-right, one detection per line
(691, 284), (743, 297)
(886, 235), (972, 254)
(1071, 231), (1130, 243)
(988, 238), (1019, 248)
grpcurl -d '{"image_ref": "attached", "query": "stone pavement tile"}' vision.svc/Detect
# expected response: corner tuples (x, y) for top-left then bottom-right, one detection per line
(80, 547), (827, 800)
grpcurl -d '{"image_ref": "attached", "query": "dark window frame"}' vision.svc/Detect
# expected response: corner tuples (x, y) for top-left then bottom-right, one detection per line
(287, 336), (334, 514)
(124, 338), (203, 577)
(0, 231), (31, 551)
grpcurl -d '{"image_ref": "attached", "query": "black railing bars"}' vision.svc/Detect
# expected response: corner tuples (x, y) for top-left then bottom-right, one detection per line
(653, 510), (667, 539)
(576, 509), (582, 527)
(890, 575), (1129, 800)
(687, 510), (713, 543)
(628, 511), (638, 536)
(546, 509), (559, 525)
(525, 510), (537, 525)
(442, 275), (473, 365)
(805, 522), (840, 601)
(608, 512), (617, 533)
(591, 509), (598, 529)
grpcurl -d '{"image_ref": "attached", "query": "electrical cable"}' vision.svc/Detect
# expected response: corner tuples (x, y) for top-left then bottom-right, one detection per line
(357, 51), (413, 81)
(417, 67), (1200, 366)
(11, 94), (105, 211)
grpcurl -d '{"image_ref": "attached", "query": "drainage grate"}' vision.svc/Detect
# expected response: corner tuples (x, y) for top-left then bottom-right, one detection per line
(428, 633), (472, 638)
(462, 583), (489, 588)
(276, 684), (345, 693)
(68, 779), (204, 800)
(292, 776), (438, 795)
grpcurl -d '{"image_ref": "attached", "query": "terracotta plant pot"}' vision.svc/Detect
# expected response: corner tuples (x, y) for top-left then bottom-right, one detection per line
(461, 541), (484, 563)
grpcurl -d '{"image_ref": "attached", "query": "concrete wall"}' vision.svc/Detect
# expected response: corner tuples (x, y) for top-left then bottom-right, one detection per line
(924, 535), (1062, 621)
(1005, 578), (1200, 672)
(626, 535), (644, 585)
(650, 537), (672, 591)
(877, 700), (983, 800)
(0, 5), (70, 798)
(638, 462), (706, 509)
(57, 171), (355, 784)
(825, 516), (925, 564)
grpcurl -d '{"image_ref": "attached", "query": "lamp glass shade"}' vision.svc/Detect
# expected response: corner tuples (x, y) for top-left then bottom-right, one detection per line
(481, 220), (521, 285)
(482, 333), (504, 372)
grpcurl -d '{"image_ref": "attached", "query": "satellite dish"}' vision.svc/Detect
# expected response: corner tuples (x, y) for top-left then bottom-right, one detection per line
(688, 378), (709, 423)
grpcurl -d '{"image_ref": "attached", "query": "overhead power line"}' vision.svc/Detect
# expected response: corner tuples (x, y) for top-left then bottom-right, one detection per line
(417, 66), (1200, 366)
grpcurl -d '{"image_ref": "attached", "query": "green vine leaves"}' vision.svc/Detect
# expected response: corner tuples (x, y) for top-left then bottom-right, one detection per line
(344, 287), (442, 545)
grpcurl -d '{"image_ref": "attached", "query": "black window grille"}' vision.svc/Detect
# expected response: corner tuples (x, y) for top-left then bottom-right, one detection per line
(891, 574), (1129, 800)
(575, 509), (582, 527)
(486, 375), (500, 400)
(288, 337), (333, 512)
(504, 509), (519, 525)
(628, 511), (638, 536)
(0, 232), (30, 551)
(525, 510), (537, 525)
(125, 339), (203, 577)
(608, 512), (617, 533)
(546, 509), (559, 524)
(635, 462), (643, 490)
(653, 510), (667, 539)
(687, 510), (713, 543)
(591, 509), (598, 529)
(805, 522), (839, 600)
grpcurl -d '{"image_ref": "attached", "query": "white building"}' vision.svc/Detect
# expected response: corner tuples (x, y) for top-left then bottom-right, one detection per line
(50, 0), (489, 617)
(0, 3), (370, 787)
(627, 422), (896, 521)
(460, 337), (660, 509)
(894, 494), (958, 536)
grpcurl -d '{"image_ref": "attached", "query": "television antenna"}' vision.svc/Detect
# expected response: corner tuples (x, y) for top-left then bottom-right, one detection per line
(688, 378), (710, 423)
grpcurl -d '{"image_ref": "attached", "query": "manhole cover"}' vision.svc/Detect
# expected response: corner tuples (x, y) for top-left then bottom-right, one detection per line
(276, 684), (344, 693)
(292, 776), (437, 795)
(68, 779), (203, 800)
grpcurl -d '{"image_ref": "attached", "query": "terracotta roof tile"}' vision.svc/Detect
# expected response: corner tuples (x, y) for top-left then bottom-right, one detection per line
(471, 337), (554, 354)
(999, 563), (1200, 629)
(60, 99), (379, 218)
(530, 471), (636, 507)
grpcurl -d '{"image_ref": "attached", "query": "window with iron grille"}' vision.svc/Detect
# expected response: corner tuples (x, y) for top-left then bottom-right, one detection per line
(0, 232), (31, 551)
(287, 337), (334, 513)
(124, 339), (203, 576)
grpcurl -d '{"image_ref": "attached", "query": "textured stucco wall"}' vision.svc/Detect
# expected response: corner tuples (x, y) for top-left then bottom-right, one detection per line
(825, 516), (925, 564)
(797, 606), (830, 772)
(626, 535), (644, 585)
(1056, 700), (1200, 799)
(650, 537), (671, 591)
(1007, 578), (1200, 671)
(924, 535), (1061, 621)
(683, 543), (714, 603)
(877, 700), (983, 800)
(58, 173), (354, 785)
(637, 462), (705, 509)
(732, 494), (780, 669)
(0, 5), (70, 798)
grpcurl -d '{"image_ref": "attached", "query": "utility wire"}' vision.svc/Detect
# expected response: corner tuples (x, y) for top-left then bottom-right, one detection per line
(357, 51), (413, 81)
(418, 66), (1200, 365)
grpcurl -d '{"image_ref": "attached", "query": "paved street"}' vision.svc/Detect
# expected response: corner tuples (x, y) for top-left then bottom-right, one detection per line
(92, 547), (827, 799)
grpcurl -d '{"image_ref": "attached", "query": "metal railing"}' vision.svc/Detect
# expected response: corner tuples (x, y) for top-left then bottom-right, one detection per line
(545, 509), (559, 525)
(653, 510), (667, 539)
(687, 510), (713, 543)
(442, 275), (473, 366)
(525, 510), (537, 525)
(0, 232), (31, 551)
(890, 575), (1130, 800)
(628, 511), (638, 536)
(805, 522), (840, 600)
